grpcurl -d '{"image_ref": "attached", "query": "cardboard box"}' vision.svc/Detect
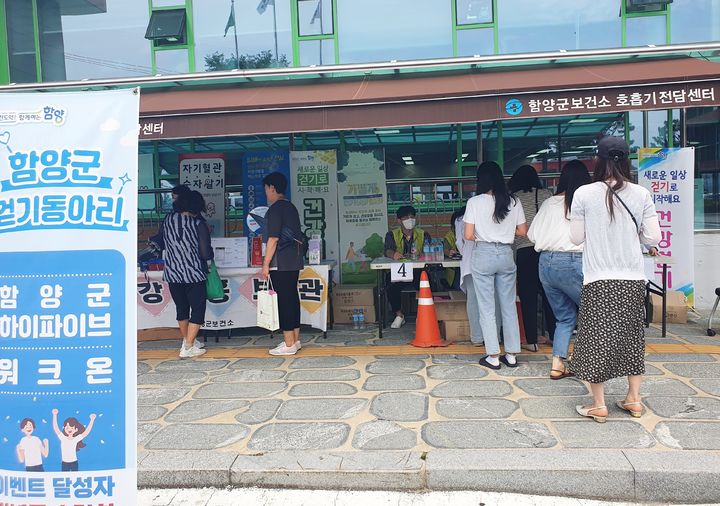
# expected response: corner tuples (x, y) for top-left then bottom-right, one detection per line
(440, 320), (471, 342)
(434, 299), (468, 321)
(649, 292), (688, 324)
(333, 285), (376, 306)
(334, 305), (376, 324)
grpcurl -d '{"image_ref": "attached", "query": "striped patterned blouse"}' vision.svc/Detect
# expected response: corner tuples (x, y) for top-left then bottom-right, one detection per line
(161, 212), (214, 284)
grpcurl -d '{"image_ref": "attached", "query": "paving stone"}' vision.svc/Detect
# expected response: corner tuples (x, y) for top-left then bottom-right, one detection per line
(252, 335), (285, 347)
(691, 379), (720, 397)
(375, 354), (429, 360)
(276, 398), (367, 420)
(370, 392), (428, 421)
(234, 399), (282, 425)
(369, 337), (413, 346)
(229, 357), (285, 369)
(514, 378), (588, 397)
(211, 369), (287, 382)
(435, 398), (518, 419)
(422, 421), (556, 449)
(666, 324), (709, 336)
(519, 397), (622, 419)
(426, 365), (488, 380)
(154, 359), (230, 372)
(681, 336), (720, 345)
(366, 359), (425, 374)
(430, 380), (513, 398)
(164, 400), (250, 422)
(137, 362), (152, 375)
(288, 382), (358, 397)
(230, 451), (424, 490)
(363, 374), (426, 391)
(625, 451), (720, 504)
(137, 371), (207, 386)
(286, 369), (361, 381)
(645, 353), (717, 362)
(431, 354), (485, 364)
(654, 422), (720, 449)
(247, 423), (350, 450)
(139, 451), (238, 488)
(554, 421), (656, 448)
(138, 405), (167, 422)
(664, 363), (720, 379)
(193, 382), (288, 399)
(289, 356), (357, 369)
(516, 354), (552, 362)
(137, 423), (161, 445)
(137, 387), (190, 406)
(645, 396), (720, 419)
(644, 364), (664, 375)
(603, 377), (697, 396)
(138, 340), (182, 350)
(426, 450), (634, 500)
(495, 363), (554, 377)
(352, 420), (417, 450)
(145, 423), (249, 450)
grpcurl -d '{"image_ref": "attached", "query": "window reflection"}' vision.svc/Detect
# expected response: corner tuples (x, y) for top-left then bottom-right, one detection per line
(625, 15), (666, 46)
(671, 0), (720, 43)
(497, 0), (621, 54)
(6, 0), (36, 83)
(155, 49), (189, 74)
(456, 0), (493, 25)
(337, 0), (452, 63)
(299, 39), (335, 66)
(194, 0), (292, 71)
(456, 28), (494, 56)
(298, 0), (333, 36)
(38, 0), (152, 81)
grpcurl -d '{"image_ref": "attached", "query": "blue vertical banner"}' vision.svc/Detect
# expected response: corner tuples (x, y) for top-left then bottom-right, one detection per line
(0, 89), (139, 504)
(242, 150), (290, 238)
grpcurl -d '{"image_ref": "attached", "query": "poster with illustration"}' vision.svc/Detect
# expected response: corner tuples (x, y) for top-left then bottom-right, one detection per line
(0, 89), (138, 504)
(242, 150), (291, 238)
(337, 149), (388, 284)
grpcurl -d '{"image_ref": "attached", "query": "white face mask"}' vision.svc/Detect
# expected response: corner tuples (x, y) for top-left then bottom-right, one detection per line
(402, 218), (416, 230)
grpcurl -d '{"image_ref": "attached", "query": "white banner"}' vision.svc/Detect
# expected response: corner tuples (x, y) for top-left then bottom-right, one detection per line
(337, 149), (389, 284)
(290, 150), (340, 278)
(0, 89), (139, 505)
(138, 264), (331, 331)
(639, 147), (695, 306)
(179, 153), (225, 237)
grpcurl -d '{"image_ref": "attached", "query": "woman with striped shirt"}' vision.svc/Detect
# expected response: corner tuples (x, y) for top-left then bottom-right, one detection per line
(161, 190), (214, 358)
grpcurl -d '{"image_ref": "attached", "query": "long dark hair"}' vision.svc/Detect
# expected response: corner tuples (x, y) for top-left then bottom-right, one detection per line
(449, 206), (466, 230)
(63, 417), (87, 450)
(557, 160), (592, 218)
(508, 164), (542, 193)
(593, 156), (632, 221)
(476, 161), (514, 223)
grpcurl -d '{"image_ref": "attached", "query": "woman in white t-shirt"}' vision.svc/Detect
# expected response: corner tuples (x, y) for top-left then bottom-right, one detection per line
(52, 408), (97, 472)
(568, 137), (661, 423)
(464, 161), (528, 370)
(528, 160), (591, 379)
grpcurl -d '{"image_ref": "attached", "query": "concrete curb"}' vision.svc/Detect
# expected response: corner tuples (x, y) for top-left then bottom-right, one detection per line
(138, 449), (720, 503)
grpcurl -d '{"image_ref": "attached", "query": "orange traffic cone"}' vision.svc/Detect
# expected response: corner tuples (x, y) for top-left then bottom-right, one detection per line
(411, 271), (450, 348)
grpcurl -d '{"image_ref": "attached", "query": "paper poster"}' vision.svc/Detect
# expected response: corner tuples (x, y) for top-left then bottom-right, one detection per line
(211, 237), (248, 268)
(0, 89), (139, 504)
(242, 150), (291, 238)
(290, 150), (340, 278)
(179, 153), (225, 237)
(337, 149), (389, 284)
(137, 264), (330, 331)
(639, 147), (695, 306)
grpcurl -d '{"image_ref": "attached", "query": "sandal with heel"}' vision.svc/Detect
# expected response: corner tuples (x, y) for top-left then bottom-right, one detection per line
(576, 405), (608, 423)
(616, 400), (644, 418)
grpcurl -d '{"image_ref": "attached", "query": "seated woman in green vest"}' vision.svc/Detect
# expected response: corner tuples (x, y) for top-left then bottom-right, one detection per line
(383, 205), (431, 329)
(443, 207), (465, 288)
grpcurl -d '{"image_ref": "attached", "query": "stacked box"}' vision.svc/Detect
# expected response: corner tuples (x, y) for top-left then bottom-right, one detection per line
(332, 285), (377, 324)
(434, 291), (470, 341)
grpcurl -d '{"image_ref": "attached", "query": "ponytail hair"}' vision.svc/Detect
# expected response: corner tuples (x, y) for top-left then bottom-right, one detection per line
(557, 160), (592, 219)
(593, 156), (632, 221)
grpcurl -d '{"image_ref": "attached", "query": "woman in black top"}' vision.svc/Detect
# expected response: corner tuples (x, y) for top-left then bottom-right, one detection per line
(261, 172), (305, 356)
(162, 190), (214, 358)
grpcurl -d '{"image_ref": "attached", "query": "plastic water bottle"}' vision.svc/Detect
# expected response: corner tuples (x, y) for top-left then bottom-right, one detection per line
(358, 309), (365, 330)
(422, 239), (430, 261)
(411, 241), (418, 260)
(352, 309), (359, 329)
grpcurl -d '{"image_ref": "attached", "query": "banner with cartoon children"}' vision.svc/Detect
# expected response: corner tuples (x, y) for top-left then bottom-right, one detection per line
(0, 89), (139, 504)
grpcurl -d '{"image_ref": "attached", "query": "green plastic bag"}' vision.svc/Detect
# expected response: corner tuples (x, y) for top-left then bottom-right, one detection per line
(206, 261), (224, 301)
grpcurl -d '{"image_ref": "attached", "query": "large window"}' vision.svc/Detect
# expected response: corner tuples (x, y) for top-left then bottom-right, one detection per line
(625, 14), (666, 46)
(670, 0), (720, 44)
(5, 0), (36, 83)
(497, 0), (622, 54)
(687, 107), (720, 229)
(337, 0), (452, 64)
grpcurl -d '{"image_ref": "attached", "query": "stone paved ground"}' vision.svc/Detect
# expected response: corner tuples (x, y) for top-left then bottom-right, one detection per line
(137, 314), (720, 503)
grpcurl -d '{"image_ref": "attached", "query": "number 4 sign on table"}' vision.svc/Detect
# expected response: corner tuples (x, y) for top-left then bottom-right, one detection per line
(391, 262), (414, 283)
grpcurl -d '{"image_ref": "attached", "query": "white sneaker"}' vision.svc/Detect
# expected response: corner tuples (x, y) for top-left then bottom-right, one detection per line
(295, 340), (302, 350)
(390, 316), (405, 329)
(269, 342), (298, 356)
(179, 344), (207, 359)
(181, 339), (204, 351)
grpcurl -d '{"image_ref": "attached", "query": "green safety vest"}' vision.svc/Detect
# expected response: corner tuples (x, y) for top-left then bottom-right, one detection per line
(392, 227), (425, 256)
(443, 230), (457, 252)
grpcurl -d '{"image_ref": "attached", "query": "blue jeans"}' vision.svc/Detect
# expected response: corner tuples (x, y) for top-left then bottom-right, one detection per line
(463, 275), (502, 344)
(470, 242), (521, 355)
(538, 251), (583, 359)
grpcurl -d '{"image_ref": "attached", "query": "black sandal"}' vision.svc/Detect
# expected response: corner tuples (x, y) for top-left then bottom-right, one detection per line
(478, 356), (501, 370)
(499, 355), (519, 368)
(549, 368), (574, 380)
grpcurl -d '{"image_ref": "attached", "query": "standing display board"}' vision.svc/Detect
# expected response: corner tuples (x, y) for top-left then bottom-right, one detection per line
(179, 153), (225, 237)
(241, 150), (291, 238)
(639, 147), (695, 306)
(290, 150), (340, 277)
(337, 149), (389, 284)
(0, 89), (139, 505)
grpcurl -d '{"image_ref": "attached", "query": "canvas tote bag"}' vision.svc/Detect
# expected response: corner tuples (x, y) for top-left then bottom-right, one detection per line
(257, 277), (280, 331)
